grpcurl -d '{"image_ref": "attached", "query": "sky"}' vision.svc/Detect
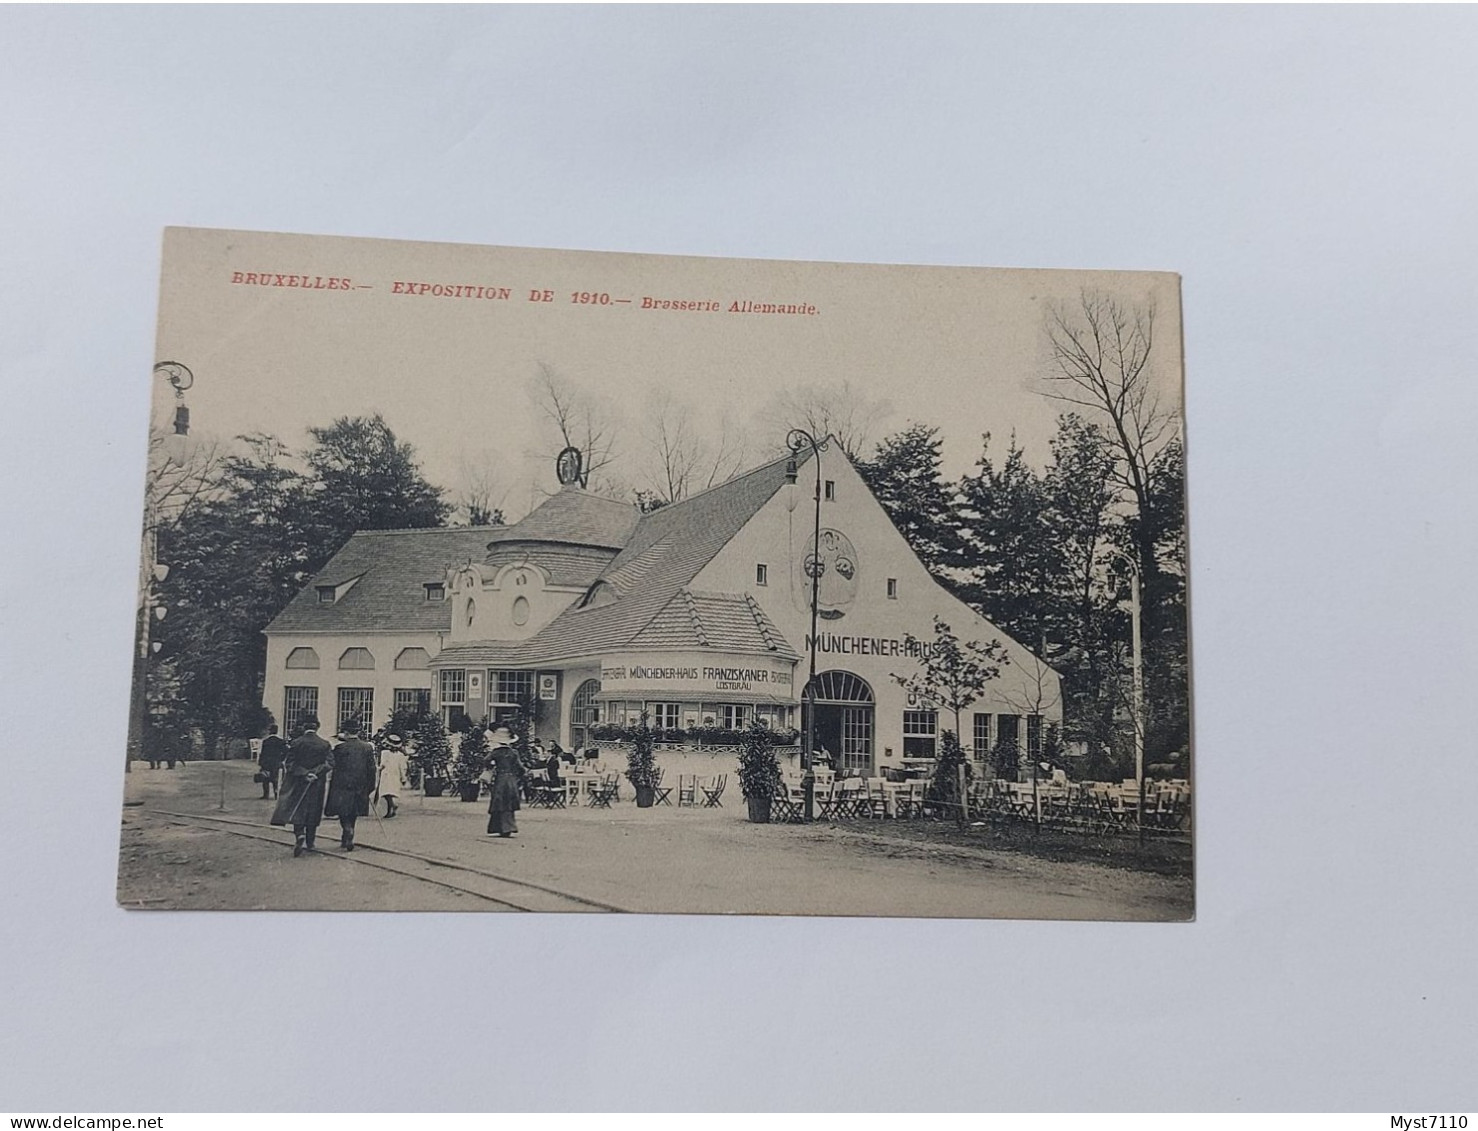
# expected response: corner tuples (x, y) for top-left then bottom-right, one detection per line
(153, 226), (1183, 520)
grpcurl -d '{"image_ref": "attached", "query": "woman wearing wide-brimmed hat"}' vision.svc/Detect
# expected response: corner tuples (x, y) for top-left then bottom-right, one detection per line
(376, 733), (409, 819)
(485, 725), (523, 837)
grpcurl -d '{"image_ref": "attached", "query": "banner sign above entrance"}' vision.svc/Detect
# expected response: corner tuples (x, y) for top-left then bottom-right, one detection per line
(598, 653), (795, 699)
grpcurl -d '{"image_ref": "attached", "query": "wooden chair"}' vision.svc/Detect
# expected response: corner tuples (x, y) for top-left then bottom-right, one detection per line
(858, 778), (889, 819)
(653, 768), (673, 806)
(588, 772), (620, 808)
(677, 774), (698, 807)
(700, 774), (728, 807)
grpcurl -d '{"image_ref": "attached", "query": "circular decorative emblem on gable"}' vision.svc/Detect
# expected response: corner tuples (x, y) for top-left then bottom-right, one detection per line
(556, 446), (584, 486)
(800, 528), (859, 621)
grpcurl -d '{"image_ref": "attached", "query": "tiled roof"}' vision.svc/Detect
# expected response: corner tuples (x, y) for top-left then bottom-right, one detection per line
(432, 453), (808, 665)
(489, 487), (639, 550)
(265, 526), (502, 634)
(482, 543), (614, 588)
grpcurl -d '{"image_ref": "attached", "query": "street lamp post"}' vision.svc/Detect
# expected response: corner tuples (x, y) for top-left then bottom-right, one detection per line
(785, 428), (828, 821)
(127, 363), (193, 773)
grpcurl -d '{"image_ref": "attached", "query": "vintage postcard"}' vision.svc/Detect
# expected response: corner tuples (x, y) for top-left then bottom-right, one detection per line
(119, 228), (1190, 918)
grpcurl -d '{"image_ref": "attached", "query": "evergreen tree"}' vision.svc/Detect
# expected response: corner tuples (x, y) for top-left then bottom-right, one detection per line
(856, 423), (962, 579)
(955, 433), (1058, 650)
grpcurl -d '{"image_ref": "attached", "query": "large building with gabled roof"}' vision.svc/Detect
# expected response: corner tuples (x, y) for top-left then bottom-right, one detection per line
(263, 445), (1061, 777)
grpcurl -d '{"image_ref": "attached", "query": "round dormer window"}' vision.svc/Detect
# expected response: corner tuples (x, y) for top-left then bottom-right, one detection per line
(512, 595), (531, 626)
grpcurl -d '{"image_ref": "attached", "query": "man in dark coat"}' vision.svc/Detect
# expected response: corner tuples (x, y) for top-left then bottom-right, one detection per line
(270, 715), (332, 856)
(258, 724), (287, 799)
(324, 718), (377, 851)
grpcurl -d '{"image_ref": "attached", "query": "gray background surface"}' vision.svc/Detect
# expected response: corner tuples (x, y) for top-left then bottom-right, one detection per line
(2, 5), (1475, 1111)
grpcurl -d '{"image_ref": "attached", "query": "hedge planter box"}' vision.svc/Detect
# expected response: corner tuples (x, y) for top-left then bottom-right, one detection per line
(747, 796), (773, 824)
(424, 779), (447, 798)
(457, 782), (481, 802)
(635, 785), (656, 808)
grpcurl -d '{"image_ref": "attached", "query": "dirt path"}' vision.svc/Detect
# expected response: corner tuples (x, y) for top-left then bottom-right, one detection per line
(117, 762), (1193, 919)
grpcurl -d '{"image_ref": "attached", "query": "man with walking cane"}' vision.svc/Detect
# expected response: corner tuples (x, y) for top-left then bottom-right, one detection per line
(270, 715), (332, 856)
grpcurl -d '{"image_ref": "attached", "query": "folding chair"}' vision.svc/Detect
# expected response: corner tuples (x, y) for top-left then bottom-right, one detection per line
(771, 788), (803, 823)
(653, 769), (673, 807)
(700, 774), (727, 807)
(858, 778), (889, 819)
(588, 773), (619, 808)
(677, 774), (698, 807)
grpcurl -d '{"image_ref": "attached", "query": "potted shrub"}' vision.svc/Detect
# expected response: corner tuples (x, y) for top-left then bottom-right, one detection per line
(451, 723), (490, 802)
(625, 711), (661, 807)
(411, 714), (452, 797)
(737, 719), (782, 823)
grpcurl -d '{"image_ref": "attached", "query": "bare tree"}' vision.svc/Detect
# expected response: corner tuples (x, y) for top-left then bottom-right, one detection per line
(528, 363), (619, 490)
(758, 379), (892, 460)
(146, 423), (227, 534)
(1044, 291), (1175, 583)
(450, 454), (509, 526)
(637, 389), (747, 505)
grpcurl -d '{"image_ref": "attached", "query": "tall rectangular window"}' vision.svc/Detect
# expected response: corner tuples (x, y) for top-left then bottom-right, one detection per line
(886, 578), (898, 599)
(1027, 714), (1043, 760)
(394, 688), (431, 718)
(283, 686), (318, 737)
(996, 714), (1021, 760)
(755, 563), (768, 586)
(972, 713), (992, 762)
(493, 670), (536, 705)
(648, 702), (681, 730)
(337, 687), (374, 734)
(902, 710), (938, 758)
(824, 480), (836, 501)
(720, 704), (749, 730)
(439, 669), (466, 728)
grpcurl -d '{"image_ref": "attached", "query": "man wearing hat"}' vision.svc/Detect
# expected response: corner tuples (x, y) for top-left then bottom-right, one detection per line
(377, 733), (410, 819)
(324, 717), (377, 851)
(270, 715), (332, 856)
(485, 725), (523, 838)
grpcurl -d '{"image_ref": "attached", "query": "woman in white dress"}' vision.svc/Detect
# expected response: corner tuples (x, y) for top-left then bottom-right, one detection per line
(377, 733), (411, 818)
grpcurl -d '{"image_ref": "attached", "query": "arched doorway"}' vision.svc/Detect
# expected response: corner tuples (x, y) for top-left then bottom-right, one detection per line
(570, 678), (600, 750)
(802, 670), (874, 775)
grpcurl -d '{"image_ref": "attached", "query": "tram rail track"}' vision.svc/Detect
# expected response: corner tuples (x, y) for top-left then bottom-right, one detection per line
(148, 807), (627, 913)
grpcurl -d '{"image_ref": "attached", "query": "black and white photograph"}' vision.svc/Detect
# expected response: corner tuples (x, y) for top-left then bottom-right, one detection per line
(119, 228), (1189, 919)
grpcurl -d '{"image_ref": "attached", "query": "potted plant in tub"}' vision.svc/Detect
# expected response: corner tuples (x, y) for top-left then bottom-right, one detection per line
(737, 719), (782, 823)
(625, 711), (661, 807)
(411, 714), (452, 797)
(451, 723), (490, 802)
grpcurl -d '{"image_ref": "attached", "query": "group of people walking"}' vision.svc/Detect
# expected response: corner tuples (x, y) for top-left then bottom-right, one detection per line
(256, 718), (527, 855)
(261, 718), (413, 857)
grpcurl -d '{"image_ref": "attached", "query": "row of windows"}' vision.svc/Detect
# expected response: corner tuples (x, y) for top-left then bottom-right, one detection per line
(598, 701), (789, 731)
(281, 686), (432, 737)
(752, 562), (899, 599)
(285, 646), (430, 671)
(437, 669), (536, 706)
(901, 710), (1044, 760)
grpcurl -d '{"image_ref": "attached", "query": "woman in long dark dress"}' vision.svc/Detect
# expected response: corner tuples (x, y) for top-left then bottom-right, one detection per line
(485, 726), (523, 837)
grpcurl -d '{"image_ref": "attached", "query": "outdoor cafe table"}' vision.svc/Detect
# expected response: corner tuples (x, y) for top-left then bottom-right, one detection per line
(564, 769), (604, 804)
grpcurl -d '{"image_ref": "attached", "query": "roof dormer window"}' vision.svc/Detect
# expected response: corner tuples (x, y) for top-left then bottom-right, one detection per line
(424, 582), (446, 602)
(316, 586), (336, 604)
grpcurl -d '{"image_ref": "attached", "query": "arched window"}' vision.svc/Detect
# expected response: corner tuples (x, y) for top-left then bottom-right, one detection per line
(394, 647), (431, 670)
(465, 599), (477, 627)
(806, 670), (874, 703)
(338, 647), (376, 670)
(511, 596), (531, 626)
(285, 647), (320, 670)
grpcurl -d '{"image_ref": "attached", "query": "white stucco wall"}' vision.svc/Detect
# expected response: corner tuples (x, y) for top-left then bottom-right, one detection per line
(262, 630), (445, 734)
(695, 448), (1061, 768)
